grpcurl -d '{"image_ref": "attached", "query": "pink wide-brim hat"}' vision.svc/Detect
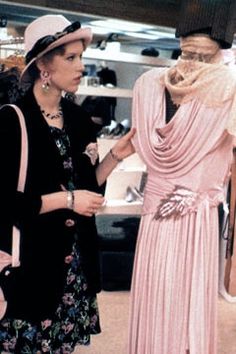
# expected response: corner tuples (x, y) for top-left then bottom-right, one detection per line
(21, 14), (93, 83)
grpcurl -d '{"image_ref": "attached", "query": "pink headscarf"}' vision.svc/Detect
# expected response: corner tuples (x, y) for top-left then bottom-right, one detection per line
(160, 34), (236, 135)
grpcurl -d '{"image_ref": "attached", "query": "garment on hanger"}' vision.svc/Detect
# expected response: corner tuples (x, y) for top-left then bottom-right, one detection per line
(0, 54), (25, 73)
(97, 66), (117, 121)
(97, 66), (117, 87)
(81, 96), (112, 128)
(0, 67), (26, 106)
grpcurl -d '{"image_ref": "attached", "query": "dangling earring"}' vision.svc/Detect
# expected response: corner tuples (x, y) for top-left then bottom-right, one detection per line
(40, 70), (50, 93)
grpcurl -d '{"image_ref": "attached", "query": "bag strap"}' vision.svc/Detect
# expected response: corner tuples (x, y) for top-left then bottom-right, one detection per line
(1, 104), (28, 267)
(6, 105), (28, 192)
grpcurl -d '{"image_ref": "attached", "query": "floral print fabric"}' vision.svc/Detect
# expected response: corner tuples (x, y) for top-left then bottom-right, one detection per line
(50, 125), (76, 191)
(0, 126), (101, 353)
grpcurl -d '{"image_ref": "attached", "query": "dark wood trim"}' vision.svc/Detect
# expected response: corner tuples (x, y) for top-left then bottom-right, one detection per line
(3, 0), (180, 28)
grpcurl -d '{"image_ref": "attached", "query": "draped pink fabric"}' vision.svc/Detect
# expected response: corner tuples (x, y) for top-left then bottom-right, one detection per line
(128, 67), (235, 354)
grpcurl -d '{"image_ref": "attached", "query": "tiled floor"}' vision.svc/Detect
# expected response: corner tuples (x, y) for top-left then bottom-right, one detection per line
(218, 295), (236, 354)
(77, 291), (236, 354)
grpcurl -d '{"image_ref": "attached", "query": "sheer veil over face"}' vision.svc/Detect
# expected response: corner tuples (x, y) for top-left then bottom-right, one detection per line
(180, 34), (222, 63)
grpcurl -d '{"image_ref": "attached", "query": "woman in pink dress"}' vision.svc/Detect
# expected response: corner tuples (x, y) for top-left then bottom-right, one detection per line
(128, 21), (236, 354)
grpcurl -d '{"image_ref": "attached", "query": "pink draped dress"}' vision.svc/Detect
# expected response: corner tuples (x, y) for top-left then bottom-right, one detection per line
(128, 64), (236, 354)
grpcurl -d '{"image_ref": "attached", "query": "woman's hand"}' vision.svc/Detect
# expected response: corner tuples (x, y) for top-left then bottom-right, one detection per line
(73, 190), (105, 217)
(95, 128), (136, 186)
(111, 127), (136, 161)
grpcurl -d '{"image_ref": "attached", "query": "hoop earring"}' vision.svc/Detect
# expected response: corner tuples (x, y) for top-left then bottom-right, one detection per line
(40, 70), (50, 92)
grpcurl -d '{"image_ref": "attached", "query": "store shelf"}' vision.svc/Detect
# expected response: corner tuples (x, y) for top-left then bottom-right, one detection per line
(78, 50), (152, 216)
(83, 48), (174, 67)
(97, 200), (143, 215)
(97, 138), (146, 215)
(77, 85), (132, 98)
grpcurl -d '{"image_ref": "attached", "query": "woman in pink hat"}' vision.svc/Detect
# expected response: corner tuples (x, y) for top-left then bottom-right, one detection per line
(0, 14), (135, 353)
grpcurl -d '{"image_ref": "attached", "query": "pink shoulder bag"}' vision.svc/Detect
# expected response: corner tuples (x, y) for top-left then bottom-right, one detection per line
(0, 104), (28, 320)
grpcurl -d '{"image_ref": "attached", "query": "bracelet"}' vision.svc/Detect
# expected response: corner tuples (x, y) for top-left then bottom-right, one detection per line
(67, 190), (75, 210)
(109, 148), (123, 163)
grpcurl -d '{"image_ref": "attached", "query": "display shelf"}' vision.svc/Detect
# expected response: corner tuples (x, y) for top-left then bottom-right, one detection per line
(98, 138), (145, 215)
(77, 85), (132, 98)
(97, 200), (142, 215)
(83, 48), (175, 67)
(79, 50), (153, 216)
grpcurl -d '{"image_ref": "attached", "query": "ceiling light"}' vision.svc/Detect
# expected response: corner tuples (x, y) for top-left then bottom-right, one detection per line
(89, 19), (153, 32)
(123, 32), (159, 40)
(88, 25), (121, 35)
(146, 30), (175, 38)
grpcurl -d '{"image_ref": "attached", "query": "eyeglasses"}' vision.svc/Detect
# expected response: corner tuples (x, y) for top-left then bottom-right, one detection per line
(25, 21), (81, 64)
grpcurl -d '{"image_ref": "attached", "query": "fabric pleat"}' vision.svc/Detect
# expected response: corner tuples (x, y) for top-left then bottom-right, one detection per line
(128, 67), (235, 354)
(129, 207), (218, 354)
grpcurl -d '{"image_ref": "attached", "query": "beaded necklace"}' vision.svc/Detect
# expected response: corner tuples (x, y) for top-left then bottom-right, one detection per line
(40, 105), (63, 119)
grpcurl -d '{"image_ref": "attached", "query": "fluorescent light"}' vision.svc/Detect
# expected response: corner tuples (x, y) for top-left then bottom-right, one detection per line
(88, 25), (121, 35)
(89, 19), (153, 32)
(146, 30), (175, 38)
(123, 32), (158, 40)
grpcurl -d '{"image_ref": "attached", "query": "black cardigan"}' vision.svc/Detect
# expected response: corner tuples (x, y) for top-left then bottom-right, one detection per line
(0, 89), (104, 323)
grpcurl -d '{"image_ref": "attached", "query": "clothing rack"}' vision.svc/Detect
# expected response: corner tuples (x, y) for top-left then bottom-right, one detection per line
(0, 37), (25, 72)
(0, 37), (24, 56)
(0, 37), (24, 45)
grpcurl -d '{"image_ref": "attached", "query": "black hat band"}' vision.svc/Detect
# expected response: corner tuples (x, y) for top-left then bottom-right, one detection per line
(25, 21), (81, 64)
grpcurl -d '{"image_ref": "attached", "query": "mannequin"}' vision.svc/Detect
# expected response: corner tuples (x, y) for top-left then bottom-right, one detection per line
(128, 1), (236, 353)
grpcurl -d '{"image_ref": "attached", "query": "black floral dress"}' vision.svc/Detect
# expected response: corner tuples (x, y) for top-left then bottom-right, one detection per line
(0, 126), (101, 354)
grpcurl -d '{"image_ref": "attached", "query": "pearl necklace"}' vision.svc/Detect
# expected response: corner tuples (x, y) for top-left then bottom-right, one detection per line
(40, 105), (63, 120)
